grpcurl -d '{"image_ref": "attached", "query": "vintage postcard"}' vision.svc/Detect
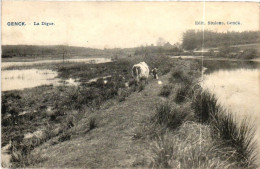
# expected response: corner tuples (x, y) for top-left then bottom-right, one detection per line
(1, 1), (260, 168)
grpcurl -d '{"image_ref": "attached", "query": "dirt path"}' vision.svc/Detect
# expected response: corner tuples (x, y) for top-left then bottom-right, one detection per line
(32, 74), (170, 168)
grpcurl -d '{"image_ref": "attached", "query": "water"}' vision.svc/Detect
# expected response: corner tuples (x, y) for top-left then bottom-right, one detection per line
(1, 69), (79, 91)
(2, 58), (111, 69)
(1, 58), (111, 91)
(202, 69), (260, 121)
(202, 68), (260, 164)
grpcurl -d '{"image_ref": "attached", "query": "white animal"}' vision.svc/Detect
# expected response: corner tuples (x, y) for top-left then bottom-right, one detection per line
(132, 62), (150, 85)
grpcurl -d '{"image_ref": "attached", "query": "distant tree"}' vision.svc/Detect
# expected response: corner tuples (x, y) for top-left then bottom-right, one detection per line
(156, 37), (167, 46)
(182, 30), (198, 50)
(182, 30), (260, 50)
(164, 42), (172, 48)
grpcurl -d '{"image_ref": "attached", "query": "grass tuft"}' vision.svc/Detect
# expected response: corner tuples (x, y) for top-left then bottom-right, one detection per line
(210, 112), (257, 168)
(192, 89), (220, 123)
(192, 89), (258, 168)
(89, 117), (97, 130)
(151, 122), (236, 169)
(159, 85), (173, 97)
(174, 84), (190, 103)
(151, 101), (192, 130)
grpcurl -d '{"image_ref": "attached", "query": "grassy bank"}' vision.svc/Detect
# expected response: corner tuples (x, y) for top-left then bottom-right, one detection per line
(142, 59), (258, 168)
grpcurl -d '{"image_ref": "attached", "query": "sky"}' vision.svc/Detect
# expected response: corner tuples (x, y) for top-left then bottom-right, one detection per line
(2, 1), (259, 49)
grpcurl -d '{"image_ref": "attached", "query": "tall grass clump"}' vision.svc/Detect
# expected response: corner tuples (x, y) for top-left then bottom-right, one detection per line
(173, 84), (190, 103)
(159, 84), (173, 97)
(192, 90), (257, 168)
(169, 61), (200, 86)
(151, 122), (236, 169)
(210, 112), (257, 168)
(151, 101), (192, 130)
(192, 89), (220, 123)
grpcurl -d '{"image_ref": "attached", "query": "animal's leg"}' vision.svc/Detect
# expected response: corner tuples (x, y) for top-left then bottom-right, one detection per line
(136, 77), (140, 86)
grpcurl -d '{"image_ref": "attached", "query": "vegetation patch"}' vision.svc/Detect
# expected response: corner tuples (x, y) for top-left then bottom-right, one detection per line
(159, 84), (173, 97)
(151, 122), (236, 169)
(151, 101), (193, 130)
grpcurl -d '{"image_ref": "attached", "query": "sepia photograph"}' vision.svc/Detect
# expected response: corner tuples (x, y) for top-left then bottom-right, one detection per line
(1, 1), (260, 168)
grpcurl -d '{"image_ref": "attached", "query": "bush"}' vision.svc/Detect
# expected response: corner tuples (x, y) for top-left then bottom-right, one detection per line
(191, 90), (220, 123)
(174, 84), (190, 103)
(159, 85), (173, 97)
(192, 90), (257, 168)
(210, 112), (257, 168)
(2, 92), (22, 118)
(151, 122), (235, 169)
(169, 62), (200, 86)
(151, 101), (192, 130)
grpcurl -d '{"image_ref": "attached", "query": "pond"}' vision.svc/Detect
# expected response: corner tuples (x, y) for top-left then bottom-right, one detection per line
(202, 68), (260, 122)
(1, 58), (112, 91)
(1, 69), (79, 91)
(202, 60), (260, 165)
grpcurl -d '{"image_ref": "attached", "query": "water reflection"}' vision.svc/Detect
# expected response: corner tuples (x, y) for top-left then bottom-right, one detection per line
(203, 60), (259, 74)
(202, 69), (260, 118)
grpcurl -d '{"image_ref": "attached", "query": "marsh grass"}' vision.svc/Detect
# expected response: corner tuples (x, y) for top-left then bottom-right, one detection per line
(173, 84), (191, 103)
(192, 89), (220, 123)
(151, 101), (193, 130)
(151, 122), (236, 169)
(210, 112), (257, 168)
(159, 84), (173, 97)
(169, 61), (200, 86)
(191, 89), (257, 168)
(151, 59), (257, 168)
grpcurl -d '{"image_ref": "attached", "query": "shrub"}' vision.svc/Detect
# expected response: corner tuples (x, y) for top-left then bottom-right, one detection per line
(151, 101), (192, 130)
(159, 85), (173, 97)
(192, 90), (257, 168)
(151, 132), (174, 168)
(210, 112), (257, 168)
(151, 122), (235, 169)
(191, 90), (220, 123)
(174, 84), (190, 103)
(169, 63), (200, 87)
(2, 92), (22, 118)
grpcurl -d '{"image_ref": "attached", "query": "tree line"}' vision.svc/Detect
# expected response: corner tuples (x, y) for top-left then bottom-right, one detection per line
(182, 30), (260, 50)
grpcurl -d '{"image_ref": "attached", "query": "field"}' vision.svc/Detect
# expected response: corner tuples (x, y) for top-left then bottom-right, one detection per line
(1, 55), (258, 168)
